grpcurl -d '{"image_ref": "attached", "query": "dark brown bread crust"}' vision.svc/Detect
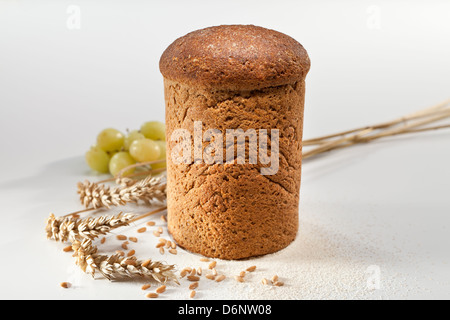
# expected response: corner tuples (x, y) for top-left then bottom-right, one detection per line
(160, 25), (310, 90)
(161, 25), (309, 259)
(164, 79), (305, 260)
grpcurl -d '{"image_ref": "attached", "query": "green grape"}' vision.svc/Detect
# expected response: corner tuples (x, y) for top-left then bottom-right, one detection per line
(152, 140), (166, 170)
(124, 130), (145, 150)
(140, 121), (165, 141)
(97, 128), (125, 152)
(129, 139), (161, 162)
(85, 146), (111, 173)
(109, 151), (136, 176)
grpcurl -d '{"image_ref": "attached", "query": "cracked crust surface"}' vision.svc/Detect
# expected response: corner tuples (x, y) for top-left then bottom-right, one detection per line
(164, 79), (305, 259)
(161, 25), (309, 259)
(160, 25), (310, 90)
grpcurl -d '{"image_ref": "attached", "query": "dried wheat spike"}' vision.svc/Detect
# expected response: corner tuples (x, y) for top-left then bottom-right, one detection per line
(45, 212), (135, 243)
(72, 239), (178, 284)
(77, 175), (166, 209)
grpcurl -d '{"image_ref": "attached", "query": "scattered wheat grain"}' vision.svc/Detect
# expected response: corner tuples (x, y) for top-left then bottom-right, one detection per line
(129, 237), (138, 243)
(187, 275), (200, 282)
(274, 281), (284, 287)
(156, 285), (166, 294)
(189, 282), (199, 290)
(216, 275), (226, 282)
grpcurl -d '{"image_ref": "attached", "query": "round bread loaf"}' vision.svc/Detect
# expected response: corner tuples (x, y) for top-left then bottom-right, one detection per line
(160, 25), (310, 259)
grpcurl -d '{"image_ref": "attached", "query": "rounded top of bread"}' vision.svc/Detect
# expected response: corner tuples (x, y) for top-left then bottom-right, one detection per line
(159, 25), (310, 90)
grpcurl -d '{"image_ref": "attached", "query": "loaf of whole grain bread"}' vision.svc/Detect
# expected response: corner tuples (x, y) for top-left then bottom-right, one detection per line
(160, 25), (310, 259)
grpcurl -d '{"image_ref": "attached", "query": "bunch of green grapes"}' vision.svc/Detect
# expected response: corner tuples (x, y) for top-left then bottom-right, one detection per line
(85, 121), (166, 176)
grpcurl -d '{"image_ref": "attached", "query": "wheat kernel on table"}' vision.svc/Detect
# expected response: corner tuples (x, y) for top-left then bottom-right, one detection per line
(121, 243), (128, 250)
(127, 249), (135, 257)
(200, 258), (210, 262)
(215, 275), (226, 282)
(159, 247), (165, 255)
(235, 276), (244, 283)
(211, 268), (217, 276)
(129, 237), (138, 243)
(156, 285), (166, 294)
(180, 270), (188, 278)
(146, 221), (156, 226)
(190, 290), (196, 299)
(63, 245), (73, 252)
(197, 267), (202, 276)
(137, 227), (147, 233)
(169, 249), (177, 255)
(208, 261), (217, 269)
(239, 271), (246, 278)
(60, 282), (70, 288)
(189, 282), (199, 290)
(156, 242), (165, 248)
(246, 266), (256, 272)
(272, 275), (279, 283)
(205, 274), (215, 280)
(146, 292), (158, 298)
(100, 237), (106, 244)
(187, 275), (200, 282)
(261, 278), (270, 285)
(274, 281), (284, 287)
(141, 284), (151, 290)
(116, 235), (127, 241)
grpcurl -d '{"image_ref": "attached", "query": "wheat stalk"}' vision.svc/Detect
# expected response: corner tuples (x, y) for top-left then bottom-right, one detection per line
(72, 239), (178, 283)
(46, 212), (135, 243)
(302, 99), (450, 159)
(77, 175), (166, 209)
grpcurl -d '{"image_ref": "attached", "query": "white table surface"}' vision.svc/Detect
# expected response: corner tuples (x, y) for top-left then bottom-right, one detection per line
(0, 0), (449, 300)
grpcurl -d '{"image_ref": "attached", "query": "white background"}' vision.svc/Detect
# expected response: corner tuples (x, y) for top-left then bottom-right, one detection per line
(0, 0), (449, 299)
